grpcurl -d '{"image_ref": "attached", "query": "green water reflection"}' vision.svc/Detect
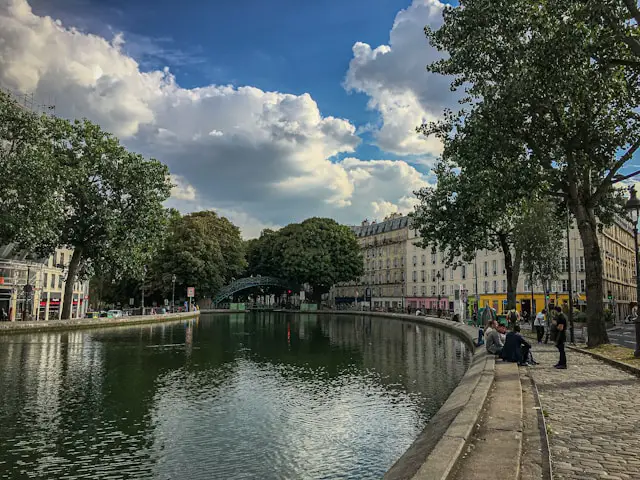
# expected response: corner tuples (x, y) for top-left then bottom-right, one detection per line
(0, 313), (471, 479)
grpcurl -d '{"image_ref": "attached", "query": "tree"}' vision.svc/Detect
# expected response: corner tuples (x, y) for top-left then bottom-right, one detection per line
(50, 117), (172, 319)
(422, 0), (640, 345)
(151, 211), (247, 301)
(248, 218), (363, 302)
(513, 197), (563, 301)
(0, 90), (62, 254)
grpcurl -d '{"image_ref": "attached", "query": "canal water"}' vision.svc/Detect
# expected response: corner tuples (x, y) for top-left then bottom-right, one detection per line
(0, 313), (471, 479)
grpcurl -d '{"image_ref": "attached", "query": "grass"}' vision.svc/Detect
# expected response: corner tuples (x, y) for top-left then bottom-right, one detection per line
(578, 343), (640, 368)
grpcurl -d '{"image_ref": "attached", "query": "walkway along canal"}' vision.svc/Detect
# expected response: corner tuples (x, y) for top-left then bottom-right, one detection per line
(0, 312), (473, 479)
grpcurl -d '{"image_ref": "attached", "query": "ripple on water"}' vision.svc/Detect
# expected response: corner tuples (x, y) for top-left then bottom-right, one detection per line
(0, 314), (470, 479)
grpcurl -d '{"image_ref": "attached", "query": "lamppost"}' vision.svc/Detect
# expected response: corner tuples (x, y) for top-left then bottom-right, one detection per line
(436, 271), (442, 317)
(566, 205), (575, 344)
(141, 264), (147, 315)
(171, 274), (176, 312)
(624, 186), (640, 357)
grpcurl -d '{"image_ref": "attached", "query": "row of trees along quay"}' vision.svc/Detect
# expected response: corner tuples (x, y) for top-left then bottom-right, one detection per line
(1, 90), (364, 313)
(410, 0), (640, 347)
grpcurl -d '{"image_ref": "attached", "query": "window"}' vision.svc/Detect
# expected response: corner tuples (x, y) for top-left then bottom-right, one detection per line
(58, 275), (63, 289)
(431, 252), (436, 264)
(413, 286), (417, 295)
(50, 274), (55, 289)
(394, 272), (398, 282)
(401, 272), (405, 281)
(401, 257), (404, 267)
(421, 270), (426, 282)
(393, 258), (398, 267)
(432, 269), (436, 281)
(378, 260), (382, 269)
(386, 259), (390, 268)
(413, 255), (417, 266)
(421, 286), (427, 296)
(561, 280), (568, 292)
(441, 285), (446, 295)
(502, 280), (506, 292)
(483, 281), (489, 293)
(561, 257), (568, 272)
(450, 268), (454, 280)
(461, 265), (466, 280)
(492, 280), (497, 293)
(524, 279), (529, 292)
(500, 259), (505, 273)
(421, 254), (426, 266)
(43, 273), (48, 289)
(451, 285), (455, 295)
(412, 271), (417, 282)
(484, 261), (488, 276)
(431, 286), (436, 295)
(386, 272), (390, 282)
(579, 256), (585, 271)
(492, 260), (497, 275)
(580, 279), (586, 292)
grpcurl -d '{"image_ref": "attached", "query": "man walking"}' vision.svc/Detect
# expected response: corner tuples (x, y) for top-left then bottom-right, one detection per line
(554, 306), (567, 369)
(534, 309), (546, 344)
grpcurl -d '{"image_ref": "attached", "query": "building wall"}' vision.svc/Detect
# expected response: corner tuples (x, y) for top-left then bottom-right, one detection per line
(333, 215), (637, 320)
(0, 246), (89, 321)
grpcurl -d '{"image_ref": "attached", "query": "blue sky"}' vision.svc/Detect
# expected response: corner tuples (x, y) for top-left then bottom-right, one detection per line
(29, 0), (439, 164)
(4, 0), (639, 237)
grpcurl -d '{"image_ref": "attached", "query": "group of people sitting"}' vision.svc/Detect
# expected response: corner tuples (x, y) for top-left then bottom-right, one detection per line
(485, 320), (537, 366)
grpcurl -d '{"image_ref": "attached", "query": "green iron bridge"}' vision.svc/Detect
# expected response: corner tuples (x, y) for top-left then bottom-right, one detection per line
(212, 276), (292, 307)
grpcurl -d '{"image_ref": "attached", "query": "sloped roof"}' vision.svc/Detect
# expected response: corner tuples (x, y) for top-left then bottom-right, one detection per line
(349, 215), (409, 237)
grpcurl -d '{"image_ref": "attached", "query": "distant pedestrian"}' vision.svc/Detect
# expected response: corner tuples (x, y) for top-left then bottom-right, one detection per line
(554, 306), (567, 369)
(534, 309), (546, 343)
(0, 307), (6, 322)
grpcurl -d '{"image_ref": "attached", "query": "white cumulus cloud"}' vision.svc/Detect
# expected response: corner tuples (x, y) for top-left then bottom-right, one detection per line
(345, 0), (456, 160)
(0, 0), (434, 236)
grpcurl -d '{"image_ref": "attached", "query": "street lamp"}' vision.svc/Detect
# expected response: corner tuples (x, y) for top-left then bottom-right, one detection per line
(141, 264), (148, 316)
(436, 271), (442, 317)
(624, 186), (640, 357)
(171, 274), (176, 312)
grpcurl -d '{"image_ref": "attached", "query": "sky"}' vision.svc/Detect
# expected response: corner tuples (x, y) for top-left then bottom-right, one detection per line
(3, 0), (637, 238)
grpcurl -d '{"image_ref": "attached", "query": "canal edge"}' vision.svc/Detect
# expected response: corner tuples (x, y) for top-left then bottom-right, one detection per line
(318, 311), (495, 480)
(0, 311), (201, 335)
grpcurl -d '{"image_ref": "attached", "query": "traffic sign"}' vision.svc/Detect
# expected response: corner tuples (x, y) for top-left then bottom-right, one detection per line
(187, 287), (195, 297)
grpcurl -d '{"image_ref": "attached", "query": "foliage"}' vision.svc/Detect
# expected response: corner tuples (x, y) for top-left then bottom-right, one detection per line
(45, 117), (172, 319)
(149, 211), (247, 301)
(421, 0), (640, 345)
(514, 197), (563, 290)
(0, 91), (62, 254)
(248, 218), (364, 301)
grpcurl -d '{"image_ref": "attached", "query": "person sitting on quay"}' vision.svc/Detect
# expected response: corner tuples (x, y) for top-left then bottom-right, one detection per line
(485, 322), (505, 356)
(500, 325), (533, 366)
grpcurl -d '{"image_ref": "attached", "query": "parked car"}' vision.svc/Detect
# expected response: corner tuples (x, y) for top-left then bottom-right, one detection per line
(624, 315), (637, 324)
(107, 310), (123, 318)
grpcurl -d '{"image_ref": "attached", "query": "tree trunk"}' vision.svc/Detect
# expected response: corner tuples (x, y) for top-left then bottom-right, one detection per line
(61, 249), (82, 320)
(574, 204), (608, 346)
(498, 234), (520, 310)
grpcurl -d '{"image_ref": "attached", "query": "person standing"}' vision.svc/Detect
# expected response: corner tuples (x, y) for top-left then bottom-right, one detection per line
(534, 309), (546, 344)
(554, 306), (567, 369)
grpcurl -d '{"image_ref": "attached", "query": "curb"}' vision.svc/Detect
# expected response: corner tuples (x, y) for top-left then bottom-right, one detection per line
(529, 375), (554, 480)
(314, 311), (492, 480)
(0, 311), (200, 335)
(567, 345), (640, 377)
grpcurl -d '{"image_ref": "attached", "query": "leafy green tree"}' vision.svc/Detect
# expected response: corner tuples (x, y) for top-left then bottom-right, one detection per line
(0, 91), (62, 253)
(514, 197), (563, 304)
(151, 211), (247, 301)
(249, 218), (363, 302)
(49, 117), (172, 319)
(422, 0), (640, 345)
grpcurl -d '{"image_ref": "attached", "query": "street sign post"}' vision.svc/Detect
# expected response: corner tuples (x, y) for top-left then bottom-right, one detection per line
(187, 287), (195, 311)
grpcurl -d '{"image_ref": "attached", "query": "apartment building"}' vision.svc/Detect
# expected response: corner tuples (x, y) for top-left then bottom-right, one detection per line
(334, 214), (637, 320)
(0, 245), (89, 321)
(331, 213), (409, 309)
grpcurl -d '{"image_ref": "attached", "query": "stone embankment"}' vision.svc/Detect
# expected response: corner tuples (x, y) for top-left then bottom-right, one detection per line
(0, 311), (200, 334)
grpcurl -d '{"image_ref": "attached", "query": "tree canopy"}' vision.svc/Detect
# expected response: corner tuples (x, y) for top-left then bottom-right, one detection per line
(248, 218), (363, 301)
(419, 0), (640, 345)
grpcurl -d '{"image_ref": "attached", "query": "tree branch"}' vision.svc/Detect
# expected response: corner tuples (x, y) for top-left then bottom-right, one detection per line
(623, 0), (640, 26)
(594, 138), (640, 200)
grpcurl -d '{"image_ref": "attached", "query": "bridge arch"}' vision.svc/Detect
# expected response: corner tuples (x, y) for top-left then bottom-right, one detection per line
(212, 276), (291, 306)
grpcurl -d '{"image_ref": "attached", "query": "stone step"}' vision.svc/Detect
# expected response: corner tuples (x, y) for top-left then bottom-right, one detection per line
(449, 362), (524, 480)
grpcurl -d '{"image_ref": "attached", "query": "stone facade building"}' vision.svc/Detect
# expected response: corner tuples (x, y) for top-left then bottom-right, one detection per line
(0, 245), (89, 321)
(333, 214), (637, 320)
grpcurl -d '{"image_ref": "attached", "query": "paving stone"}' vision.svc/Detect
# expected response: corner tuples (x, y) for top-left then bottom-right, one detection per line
(528, 345), (640, 480)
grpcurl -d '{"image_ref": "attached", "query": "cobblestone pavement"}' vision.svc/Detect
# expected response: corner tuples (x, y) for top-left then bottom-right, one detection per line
(528, 344), (640, 480)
